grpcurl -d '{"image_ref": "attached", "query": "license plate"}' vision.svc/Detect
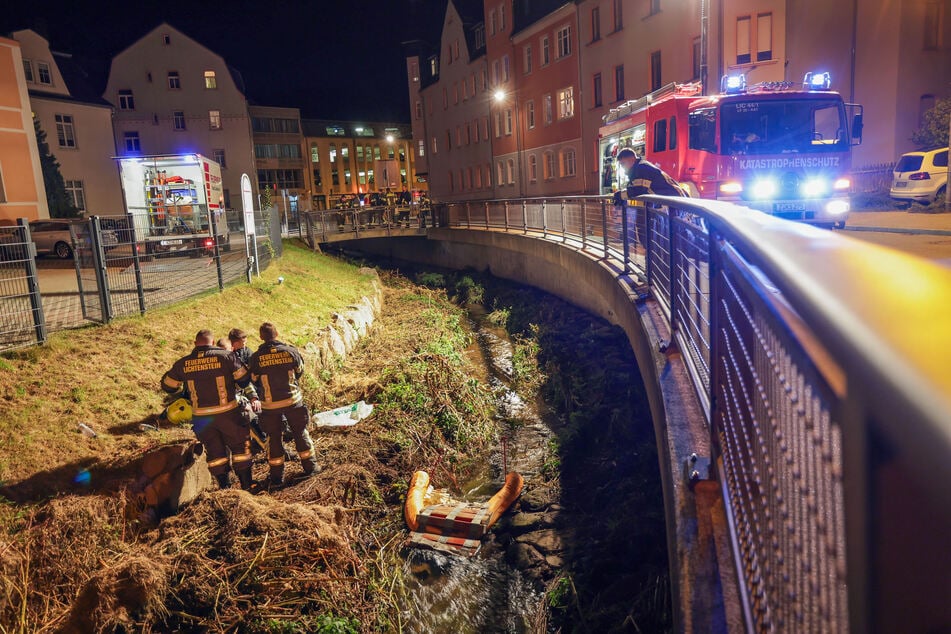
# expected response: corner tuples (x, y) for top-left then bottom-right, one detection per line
(894, 181), (908, 188)
(160, 239), (183, 246)
(774, 202), (806, 212)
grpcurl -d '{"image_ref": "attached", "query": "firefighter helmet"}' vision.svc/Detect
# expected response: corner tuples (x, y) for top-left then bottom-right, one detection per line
(166, 398), (193, 425)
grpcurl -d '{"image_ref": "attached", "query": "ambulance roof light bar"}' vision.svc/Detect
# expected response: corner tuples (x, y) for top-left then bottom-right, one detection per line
(721, 73), (747, 94)
(803, 71), (832, 90)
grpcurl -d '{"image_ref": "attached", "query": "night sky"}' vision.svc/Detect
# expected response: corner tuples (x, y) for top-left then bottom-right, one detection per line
(1, 0), (448, 122)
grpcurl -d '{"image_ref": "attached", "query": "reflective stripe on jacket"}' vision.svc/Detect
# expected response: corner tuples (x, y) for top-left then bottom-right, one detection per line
(249, 340), (305, 410)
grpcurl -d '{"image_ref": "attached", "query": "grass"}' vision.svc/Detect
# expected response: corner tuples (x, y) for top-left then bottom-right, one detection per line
(0, 241), (377, 489)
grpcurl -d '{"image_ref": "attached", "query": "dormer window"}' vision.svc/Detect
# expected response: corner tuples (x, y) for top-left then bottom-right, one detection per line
(163, 34), (171, 45)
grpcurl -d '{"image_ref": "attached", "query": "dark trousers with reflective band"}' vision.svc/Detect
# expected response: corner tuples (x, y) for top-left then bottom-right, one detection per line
(260, 402), (316, 483)
(192, 407), (252, 480)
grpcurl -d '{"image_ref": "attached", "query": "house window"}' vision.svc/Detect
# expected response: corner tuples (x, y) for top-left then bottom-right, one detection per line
(418, 139), (425, 157)
(591, 7), (601, 41)
(757, 13), (773, 61)
(556, 26), (571, 59)
(506, 159), (515, 184)
(37, 62), (52, 85)
(65, 180), (86, 211)
(541, 36), (550, 66)
(544, 152), (555, 179)
(485, 164), (492, 187)
(925, 1), (945, 49)
(613, 0), (623, 31)
(415, 100), (423, 119)
(593, 73), (603, 108)
(447, 129), (453, 150)
(55, 114), (76, 148)
(475, 166), (482, 188)
(214, 148), (227, 167)
(168, 71), (181, 89)
(544, 94), (553, 125)
(692, 37), (702, 80)
(497, 161), (505, 185)
(123, 131), (141, 153)
(344, 170), (352, 185)
(432, 136), (437, 154)
(489, 9), (497, 35)
(505, 109), (513, 135)
(118, 89), (135, 110)
(615, 65), (625, 101)
(528, 154), (538, 182)
(524, 45), (533, 74)
(562, 149), (577, 177)
(557, 87), (574, 119)
(503, 55), (510, 81)
(527, 100), (536, 129)
(173, 111), (186, 130)
(454, 83), (459, 104)
(474, 25), (485, 49)
(495, 112), (501, 137)
(736, 16), (752, 64)
(430, 56), (438, 76)
(209, 110), (221, 130)
(204, 70), (217, 89)
(162, 34), (171, 45)
(649, 0), (661, 15)
(22, 59), (34, 82)
(443, 87), (448, 109)
(650, 51), (662, 91)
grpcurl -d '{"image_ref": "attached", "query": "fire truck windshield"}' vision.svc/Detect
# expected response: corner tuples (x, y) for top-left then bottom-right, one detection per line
(719, 98), (848, 155)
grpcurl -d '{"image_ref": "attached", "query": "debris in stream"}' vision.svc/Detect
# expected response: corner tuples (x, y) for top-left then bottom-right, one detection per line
(404, 470), (524, 557)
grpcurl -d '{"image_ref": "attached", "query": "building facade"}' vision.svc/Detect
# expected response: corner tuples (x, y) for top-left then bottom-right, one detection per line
(302, 120), (417, 208)
(14, 29), (123, 216)
(0, 36), (48, 223)
(103, 23), (256, 210)
(250, 105), (307, 216)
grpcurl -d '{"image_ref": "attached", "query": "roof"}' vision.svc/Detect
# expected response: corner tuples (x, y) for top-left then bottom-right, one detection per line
(48, 51), (111, 106)
(301, 119), (412, 139)
(511, 0), (574, 38)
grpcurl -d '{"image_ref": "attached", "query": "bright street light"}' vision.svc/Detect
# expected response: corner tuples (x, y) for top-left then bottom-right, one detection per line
(386, 134), (395, 143)
(494, 89), (506, 102)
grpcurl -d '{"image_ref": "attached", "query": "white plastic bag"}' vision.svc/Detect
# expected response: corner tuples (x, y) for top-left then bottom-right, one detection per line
(313, 400), (374, 427)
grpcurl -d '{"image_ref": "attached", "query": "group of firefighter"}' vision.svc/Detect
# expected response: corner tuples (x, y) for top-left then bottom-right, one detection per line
(161, 323), (317, 492)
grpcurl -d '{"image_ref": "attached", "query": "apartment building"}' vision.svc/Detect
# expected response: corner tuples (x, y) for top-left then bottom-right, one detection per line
(302, 120), (417, 208)
(419, 0), (495, 202)
(103, 23), (255, 210)
(13, 30), (123, 216)
(0, 35), (48, 222)
(250, 105), (307, 216)
(405, 45), (431, 184)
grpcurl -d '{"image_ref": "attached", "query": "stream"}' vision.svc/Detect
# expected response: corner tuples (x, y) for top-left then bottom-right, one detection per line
(398, 303), (553, 633)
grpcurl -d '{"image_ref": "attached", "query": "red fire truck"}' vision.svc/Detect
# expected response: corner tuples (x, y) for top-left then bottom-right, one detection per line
(599, 72), (864, 228)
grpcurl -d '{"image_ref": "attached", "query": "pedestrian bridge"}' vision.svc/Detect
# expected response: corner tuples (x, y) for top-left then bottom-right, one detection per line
(302, 197), (951, 633)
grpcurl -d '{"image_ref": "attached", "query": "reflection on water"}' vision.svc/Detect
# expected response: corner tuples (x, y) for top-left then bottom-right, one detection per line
(399, 307), (550, 633)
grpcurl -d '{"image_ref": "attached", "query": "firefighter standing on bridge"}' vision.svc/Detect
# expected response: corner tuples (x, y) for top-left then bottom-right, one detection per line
(249, 322), (319, 488)
(161, 329), (259, 491)
(614, 147), (687, 201)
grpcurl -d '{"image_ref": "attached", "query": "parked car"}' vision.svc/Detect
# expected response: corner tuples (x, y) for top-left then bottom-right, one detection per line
(0, 220), (118, 260)
(890, 147), (949, 206)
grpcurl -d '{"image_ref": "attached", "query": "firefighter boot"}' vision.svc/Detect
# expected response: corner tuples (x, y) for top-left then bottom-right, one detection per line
(215, 473), (231, 490)
(236, 468), (254, 492)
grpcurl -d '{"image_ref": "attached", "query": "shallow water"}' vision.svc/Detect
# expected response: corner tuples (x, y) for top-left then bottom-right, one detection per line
(399, 305), (551, 633)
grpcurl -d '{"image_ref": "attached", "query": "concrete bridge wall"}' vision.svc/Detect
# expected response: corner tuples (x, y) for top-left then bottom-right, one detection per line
(333, 229), (738, 632)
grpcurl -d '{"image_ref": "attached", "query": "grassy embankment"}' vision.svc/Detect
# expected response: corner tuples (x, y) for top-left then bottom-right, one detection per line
(0, 243), (499, 631)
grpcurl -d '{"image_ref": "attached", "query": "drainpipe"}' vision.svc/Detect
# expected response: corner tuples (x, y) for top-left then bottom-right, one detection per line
(850, 0), (858, 103)
(700, 0), (708, 95)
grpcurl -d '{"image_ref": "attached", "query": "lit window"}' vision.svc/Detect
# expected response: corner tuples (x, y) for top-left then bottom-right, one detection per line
(557, 87), (574, 119)
(173, 111), (186, 130)
(418, 139), (425, 157)
(55, 114), (76, 148)
(118, 89), (135, 110)
(168, 71), (181, 89)
(209, 110), (221, 130)
(64, 180), (85, 211)
(204, 70), (217, 89)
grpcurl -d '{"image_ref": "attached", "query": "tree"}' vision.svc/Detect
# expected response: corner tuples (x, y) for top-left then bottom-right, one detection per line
(911, 96), (951, 149)
(33, 118), (80, 218)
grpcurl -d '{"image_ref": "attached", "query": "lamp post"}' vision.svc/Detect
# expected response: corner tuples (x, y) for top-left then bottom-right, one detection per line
(494, 89), (525, 197)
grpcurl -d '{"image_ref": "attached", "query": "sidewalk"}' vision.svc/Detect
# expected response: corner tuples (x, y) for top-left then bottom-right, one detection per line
(846, 210), (951, 233)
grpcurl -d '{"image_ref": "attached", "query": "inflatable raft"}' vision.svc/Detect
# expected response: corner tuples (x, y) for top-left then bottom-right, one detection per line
(404, 470), (524, 556)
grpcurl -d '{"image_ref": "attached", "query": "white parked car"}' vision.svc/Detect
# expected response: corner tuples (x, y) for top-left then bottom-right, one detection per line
(890, 147), (948, 206)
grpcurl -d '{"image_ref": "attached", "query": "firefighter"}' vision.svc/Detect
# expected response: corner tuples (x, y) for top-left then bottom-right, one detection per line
(615, 147), (687, 201)
(161, 329), (259, 491)
(248, 322), (318, 487)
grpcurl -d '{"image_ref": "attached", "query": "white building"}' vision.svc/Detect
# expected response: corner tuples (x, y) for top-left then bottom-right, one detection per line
(14, 29), (122, 216)
(103, 23), (255, 209)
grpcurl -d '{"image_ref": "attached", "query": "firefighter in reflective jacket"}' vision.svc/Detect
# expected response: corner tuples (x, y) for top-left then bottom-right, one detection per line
(614, 147), (687, 202)
(161, 329), (258, 491)
(249, 322), (318, 487)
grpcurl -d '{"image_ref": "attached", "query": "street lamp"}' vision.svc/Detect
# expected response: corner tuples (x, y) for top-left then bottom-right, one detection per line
(493, 89), (525, 197)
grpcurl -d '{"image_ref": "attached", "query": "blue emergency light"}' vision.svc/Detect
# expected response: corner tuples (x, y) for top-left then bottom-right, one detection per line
(803, 72), (832, 90)
(721, 73), (747, 94)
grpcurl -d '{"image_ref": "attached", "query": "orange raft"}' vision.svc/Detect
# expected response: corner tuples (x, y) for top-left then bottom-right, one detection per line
(404, 470), (524, 557)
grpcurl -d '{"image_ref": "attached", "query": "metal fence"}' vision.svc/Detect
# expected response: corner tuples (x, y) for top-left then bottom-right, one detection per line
(433, 195), (951, 633)
(0, 209), (282, 350)
(301, 203), (435, 245)
(851, 162), (895, 193)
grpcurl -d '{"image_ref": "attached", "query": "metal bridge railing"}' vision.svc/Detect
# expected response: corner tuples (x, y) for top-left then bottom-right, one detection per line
(425, 194), (951, 633)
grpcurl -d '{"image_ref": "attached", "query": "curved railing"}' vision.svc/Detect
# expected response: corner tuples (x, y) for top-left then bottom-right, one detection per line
(304, 196), (951, 632)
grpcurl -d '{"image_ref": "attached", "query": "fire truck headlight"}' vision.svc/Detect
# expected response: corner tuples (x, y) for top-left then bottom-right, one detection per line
(719, 181), (743, 195)
(825, 199), (850, 215)
(833, 177), (851, 191)
(802, 178), (828, 198)
(750, 179), (778, 199)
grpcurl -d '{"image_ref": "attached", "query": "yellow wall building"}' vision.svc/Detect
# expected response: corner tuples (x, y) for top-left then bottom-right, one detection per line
(0, 36), (49, 223)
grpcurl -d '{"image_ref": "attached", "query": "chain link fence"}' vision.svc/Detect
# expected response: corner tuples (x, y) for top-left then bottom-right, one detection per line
(0, 209), (282, 351)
